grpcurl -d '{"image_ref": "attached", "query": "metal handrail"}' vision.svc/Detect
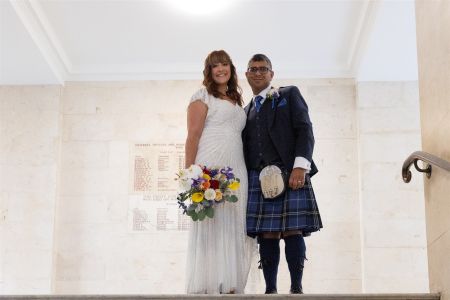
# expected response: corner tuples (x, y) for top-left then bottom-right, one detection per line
(402, 151), (450, 183)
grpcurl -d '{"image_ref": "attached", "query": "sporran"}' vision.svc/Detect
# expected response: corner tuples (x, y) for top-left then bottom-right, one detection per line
(259, 165), (286, 200)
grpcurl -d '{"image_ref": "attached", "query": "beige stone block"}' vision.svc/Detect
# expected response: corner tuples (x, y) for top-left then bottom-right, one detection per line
(62, 84), (110, 115)
(109, 231), (189, 256)
(107, 166), (129, 196)
(4, 192), (54, 223)
(0, 165), (58, 194)
(111, 113), (186, 141)
(307, 84), (356, 112)
(1, 111), (60, 139)
(0, 136), (59, 167)
(425, 170), (450, 244)
(313, 138), (358, 193)
(55, 253), (106, 281)
(157, 81), (204, 110)
(301, 81), (356, 139)
(362, 189), (426, 220)
(55, 223), (120, 253)
(105, 246), (186, 283)
(153, 112), (187, 140)
(360, 132), (422, 163)
(358, 106), (421, 133)
(110, 113), (161, 141)
(313, 110), (356, 139)
(314, 191), (359, 222)
(364, 276), (429, 293)
(3, 249), (52, 280)
(80, 231), (191, 293)
(55, 278), (183, 294)
(0, 220), (4, 285)
(310, 222), (361, 252)
(104, 194), (128, 222)
(305, 279), (361, 293)
(98, 86), (154, 115)
(0, 191), (7, 222)
(364, 219), (427, 248)
(416, 1), (450, 297)
(108, 141), (129, 168)
(59, 167), (110, 196)
(273, 79), (355, 93)
(63, 115), (114, 141)
(427, 230), (450, 296)
(357, 81), (419, 108)
(422, 121), (450, 158)
(61, 141), (109, 169)
(0, 86), (60, 113)
(57, 196), (109, 224)
(361, 162), (423, 193)
(364, 248), (429, 293)
(1, 279), (52, 294)
(0, 110), (61, 166)
(2, 221), (53, 251)
(308, 85), (356, 140)
(307, 249), (361, 280)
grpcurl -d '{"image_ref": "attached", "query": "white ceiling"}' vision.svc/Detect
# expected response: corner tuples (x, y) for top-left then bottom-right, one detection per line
(0, 0), (418, 85)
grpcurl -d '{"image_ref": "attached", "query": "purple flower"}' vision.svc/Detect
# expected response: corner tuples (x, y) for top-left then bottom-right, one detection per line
(209, 169), (219, 177)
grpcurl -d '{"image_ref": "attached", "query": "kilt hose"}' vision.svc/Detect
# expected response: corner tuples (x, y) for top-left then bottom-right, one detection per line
(246, 169), (323, 238)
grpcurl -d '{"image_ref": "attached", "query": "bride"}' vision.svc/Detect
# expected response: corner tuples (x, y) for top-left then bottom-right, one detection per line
(184, 50), (256, 294)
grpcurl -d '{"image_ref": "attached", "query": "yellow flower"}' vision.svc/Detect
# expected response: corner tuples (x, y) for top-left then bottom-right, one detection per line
(203, 174), (211, 180)
(192, 192), (204, 203)
(215, 190), (223, 201)
(228, 181), (240, 191)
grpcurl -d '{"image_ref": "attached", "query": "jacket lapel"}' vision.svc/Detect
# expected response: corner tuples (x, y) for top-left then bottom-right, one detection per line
(244, 103), (251, 117)
(267, 94), (278, 128)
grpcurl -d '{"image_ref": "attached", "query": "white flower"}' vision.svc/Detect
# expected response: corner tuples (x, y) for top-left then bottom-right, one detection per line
(188, 164), (203, 178)
(204, 188), (216, 200)
(178, 169), (189, 181)
(267, 87), (280, 101)
(179, 178), (193, 191)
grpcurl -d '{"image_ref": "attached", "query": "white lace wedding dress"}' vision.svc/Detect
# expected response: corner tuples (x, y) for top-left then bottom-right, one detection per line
(186, 88), (257, 294)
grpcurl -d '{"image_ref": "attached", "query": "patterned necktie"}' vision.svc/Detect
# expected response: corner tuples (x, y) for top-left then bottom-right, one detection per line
(254, 95), (264, 113)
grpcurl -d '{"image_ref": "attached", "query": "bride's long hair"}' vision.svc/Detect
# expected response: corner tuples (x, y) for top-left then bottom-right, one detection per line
(203, 50), (243, 107)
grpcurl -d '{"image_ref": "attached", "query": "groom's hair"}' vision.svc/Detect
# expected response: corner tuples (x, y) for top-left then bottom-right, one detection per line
(248, 54), (272, 70)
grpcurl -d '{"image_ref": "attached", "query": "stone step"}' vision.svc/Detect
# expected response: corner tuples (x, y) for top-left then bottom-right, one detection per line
(0, 293), (440, 300)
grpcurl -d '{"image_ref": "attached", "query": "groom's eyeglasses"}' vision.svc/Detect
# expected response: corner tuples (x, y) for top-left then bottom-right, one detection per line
(247, 66), (271, 74)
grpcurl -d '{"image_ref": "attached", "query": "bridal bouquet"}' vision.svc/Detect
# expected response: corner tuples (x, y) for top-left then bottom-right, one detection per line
(176, 164), (240, 221)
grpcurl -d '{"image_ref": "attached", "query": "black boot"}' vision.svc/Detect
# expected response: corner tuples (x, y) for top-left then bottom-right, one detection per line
(284, 234), (306, 294)
(258, 237), (280, 294)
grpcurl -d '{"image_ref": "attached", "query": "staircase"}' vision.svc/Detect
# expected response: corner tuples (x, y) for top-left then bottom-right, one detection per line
(0, 294), (441, 300)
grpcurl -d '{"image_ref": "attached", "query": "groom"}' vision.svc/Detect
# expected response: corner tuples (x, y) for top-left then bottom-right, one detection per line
(243, 54), (323, 294)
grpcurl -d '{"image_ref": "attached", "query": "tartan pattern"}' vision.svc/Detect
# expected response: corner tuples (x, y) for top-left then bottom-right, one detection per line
(246, 169), (323, 238)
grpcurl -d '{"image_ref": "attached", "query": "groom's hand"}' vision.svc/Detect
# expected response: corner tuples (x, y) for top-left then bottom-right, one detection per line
(289, 168), (306, 190)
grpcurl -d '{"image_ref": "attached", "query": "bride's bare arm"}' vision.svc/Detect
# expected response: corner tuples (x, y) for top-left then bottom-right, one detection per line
(185, 100), (208, 168)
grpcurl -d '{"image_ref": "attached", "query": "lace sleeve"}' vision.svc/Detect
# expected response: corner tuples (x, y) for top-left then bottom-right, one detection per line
(190, 87), (210, 106)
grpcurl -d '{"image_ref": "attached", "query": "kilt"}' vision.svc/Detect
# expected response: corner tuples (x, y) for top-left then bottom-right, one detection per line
(246, 169), (323, 238)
